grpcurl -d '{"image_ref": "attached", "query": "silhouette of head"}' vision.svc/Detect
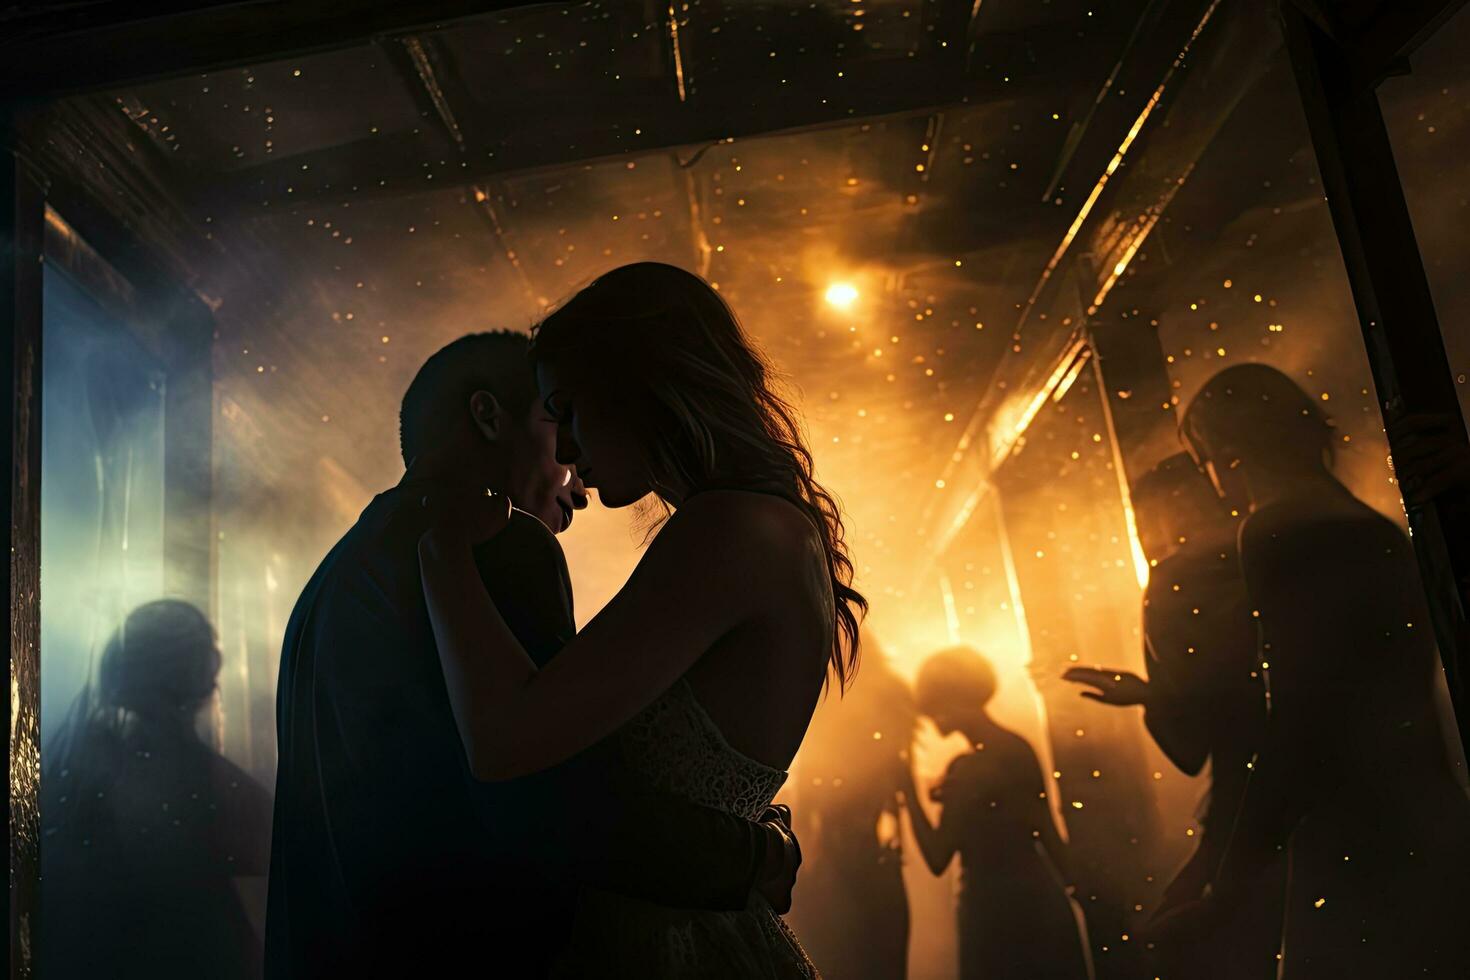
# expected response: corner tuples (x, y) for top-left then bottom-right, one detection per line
(1181, 364), (1334, 507)
(531, 262), (866, 688)
(97, 600), (220, 722)
(1131, 451), (1234, 563)
(914, 646), (998, 737)
(400, 331), (585, 534)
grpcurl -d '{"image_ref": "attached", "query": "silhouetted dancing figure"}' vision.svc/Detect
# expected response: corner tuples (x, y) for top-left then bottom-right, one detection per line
(791, 636), (914, 979)
(1064, 452), (1282, 979)
(1180, 364), (1470, 978)
(41, 600), (273, 980)
(904, 647), (1093, 980)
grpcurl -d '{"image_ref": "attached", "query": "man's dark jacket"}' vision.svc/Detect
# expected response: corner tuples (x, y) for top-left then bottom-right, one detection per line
(265, 485), (767, 977)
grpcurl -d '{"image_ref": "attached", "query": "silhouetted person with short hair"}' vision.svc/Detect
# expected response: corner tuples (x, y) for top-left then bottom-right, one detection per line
(1174, 363), (1470, 978)
(41, 600), (273, 980)
(790, 633), (914, 979)
(1064, 451), (1283, 979)
(904, 646), (1093, 980)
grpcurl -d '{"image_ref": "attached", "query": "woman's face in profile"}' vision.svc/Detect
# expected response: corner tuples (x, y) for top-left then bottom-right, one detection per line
(536, 357), (654, 508)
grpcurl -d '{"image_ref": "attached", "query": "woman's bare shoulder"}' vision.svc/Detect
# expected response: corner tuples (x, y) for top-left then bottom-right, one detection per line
(672, 490), (821, 556)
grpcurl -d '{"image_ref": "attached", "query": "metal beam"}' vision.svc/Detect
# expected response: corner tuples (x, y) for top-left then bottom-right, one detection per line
(19, 97), (283, 331)
(1040, 0), (1210, 203)
(1280, 0), (1470, 744)
(4, 107), (45, 980)
(912, 0), (1230, 564)
(1083, 0), (1278, 311)
(467, 182), (543, 309)
(1359, 0), (1468, 70)
(378, 36), (469, 154)
(216, 45), (1102, 215)
(674, 156), (714, 279)
(0, 1), (534, 100)
(378, 31), (493, 159)
(1281, 0), (1469, 86)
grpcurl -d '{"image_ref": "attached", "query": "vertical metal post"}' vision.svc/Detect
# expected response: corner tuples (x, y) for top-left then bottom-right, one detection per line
(1280, 2), (1470, 748)
(4, 110), (45, 980)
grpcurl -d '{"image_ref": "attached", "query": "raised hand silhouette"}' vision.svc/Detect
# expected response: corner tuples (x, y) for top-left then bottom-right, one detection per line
(1060, 666), (1149, 706)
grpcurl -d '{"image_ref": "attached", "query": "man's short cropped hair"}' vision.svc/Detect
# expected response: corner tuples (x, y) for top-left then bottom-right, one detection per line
(398, 331), (539, 466)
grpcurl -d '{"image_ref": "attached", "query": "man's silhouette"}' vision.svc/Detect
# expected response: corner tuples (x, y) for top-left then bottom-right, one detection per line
(266, 332), (793, 977)
(42, 601), (272, 980)
(1178, 364), (1470, 977)
(1064, 452), (1282, 978)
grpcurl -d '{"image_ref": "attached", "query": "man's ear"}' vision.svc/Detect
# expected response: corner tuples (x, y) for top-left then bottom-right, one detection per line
(469, 389), (507, 443)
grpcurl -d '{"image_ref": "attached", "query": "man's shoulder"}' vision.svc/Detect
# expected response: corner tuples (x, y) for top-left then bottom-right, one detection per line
(307, 498), (568, 608)
(286, 492), (418, 628)
(278, 491), (433, 697)
(1239, 493), (1398, 568)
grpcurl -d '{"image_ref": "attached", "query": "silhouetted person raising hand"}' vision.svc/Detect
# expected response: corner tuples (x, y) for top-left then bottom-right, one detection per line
(1064, 452), (1280, 979)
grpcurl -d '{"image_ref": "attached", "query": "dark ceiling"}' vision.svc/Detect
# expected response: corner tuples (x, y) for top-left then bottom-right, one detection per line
(28, 0), (1260, 611)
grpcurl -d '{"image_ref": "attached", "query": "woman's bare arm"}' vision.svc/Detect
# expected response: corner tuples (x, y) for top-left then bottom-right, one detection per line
(421, 491), (802, 781)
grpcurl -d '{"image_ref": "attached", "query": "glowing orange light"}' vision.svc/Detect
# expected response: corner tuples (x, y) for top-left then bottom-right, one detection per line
(824, 282), (859, 309)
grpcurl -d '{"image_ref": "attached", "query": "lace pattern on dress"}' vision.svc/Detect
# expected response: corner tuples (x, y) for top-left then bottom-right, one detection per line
(553, 679), (820, 979)
(618, 678), (788, 821)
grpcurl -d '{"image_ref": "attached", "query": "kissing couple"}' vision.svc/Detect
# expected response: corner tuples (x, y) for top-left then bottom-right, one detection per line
(265, 262), (865, 978)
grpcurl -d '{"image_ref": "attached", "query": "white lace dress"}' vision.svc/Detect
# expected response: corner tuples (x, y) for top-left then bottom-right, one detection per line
(550, 679), (820, 979)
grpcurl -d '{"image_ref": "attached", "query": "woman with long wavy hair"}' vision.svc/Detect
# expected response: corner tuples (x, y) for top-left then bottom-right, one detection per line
(417, 262), (865, 976)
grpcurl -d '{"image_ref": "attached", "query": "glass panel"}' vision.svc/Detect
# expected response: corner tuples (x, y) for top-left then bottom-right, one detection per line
(987, 367), (1171, 979)
(37, 262), (273, 978)
(38, 264), (167, 741)
(1381, 4), (1470, 419)
(1085, 16), (1470, 979)
(25, 0), (1468, 977)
